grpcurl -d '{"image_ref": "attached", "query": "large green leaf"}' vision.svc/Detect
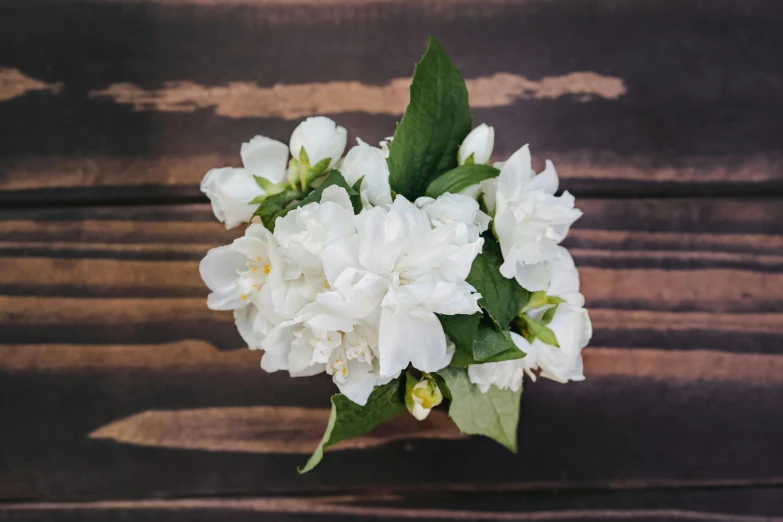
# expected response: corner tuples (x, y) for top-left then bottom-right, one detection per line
(440, 313), (524, 366)
(425, 164), (499, 198)
(467, 236), (530, 328)
(436, 367), (522, 452)
(472, 323), (521, 362)
(299, 378), (405, 473)
(387, 37), (472, 198)
(438, 313), (480, 362)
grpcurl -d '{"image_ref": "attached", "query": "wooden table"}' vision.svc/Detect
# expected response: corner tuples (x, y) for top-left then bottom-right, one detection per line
(1, 0), (782, 519)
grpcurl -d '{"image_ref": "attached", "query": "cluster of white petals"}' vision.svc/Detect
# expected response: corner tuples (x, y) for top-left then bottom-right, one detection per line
(199, 115), (591, 408)
(462, 129), (591, 391)
(202, 117), (348, 230)
(468, 248), (592, 389)
(200, 118), (486, 405)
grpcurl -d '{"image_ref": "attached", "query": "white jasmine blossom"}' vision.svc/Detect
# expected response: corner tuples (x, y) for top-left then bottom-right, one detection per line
(415, 193), (490, 243)
(490, 145), (583, 291)
(195, 39), (594, 472)
(273, 185), (357, 275)
(521, 304), (592, 383)
(458, 123), (495, 165)
(201, 137), (289, 229)
(199, 223), (318, 333)
(261, 301), (388, 405)
(341, 138), (393, 208)
(322, 196), (483, 378)
(289, 116), (347, 170)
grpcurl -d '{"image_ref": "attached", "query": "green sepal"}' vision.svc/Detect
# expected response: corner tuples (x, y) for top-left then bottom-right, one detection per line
(518, 313), (560, 347)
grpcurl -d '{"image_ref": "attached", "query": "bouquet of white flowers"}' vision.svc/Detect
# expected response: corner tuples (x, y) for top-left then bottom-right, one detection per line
(199, 37), (590, 472)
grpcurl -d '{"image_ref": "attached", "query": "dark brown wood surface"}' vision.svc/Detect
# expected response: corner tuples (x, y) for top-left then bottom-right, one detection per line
(1, 0), (782, 520)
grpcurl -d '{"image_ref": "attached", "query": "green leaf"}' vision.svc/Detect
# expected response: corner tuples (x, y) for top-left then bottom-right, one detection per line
(436, 367), (522, 452)
(299, 378), (406, 473)
(387, 37), (472, 198)
(438, 313), (480, 359)
(274, 170), (362, 226)
(472, 321), (521, 362)
(296, 170), (362, 214)
(425, 164), (499, 198)
(467, 236), (530, 329)
(440, 313), (524, 366)
(252, 190), (302, 230)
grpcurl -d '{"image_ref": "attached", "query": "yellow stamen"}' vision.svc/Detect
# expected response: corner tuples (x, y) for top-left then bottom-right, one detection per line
(252, 267), (258, 273)
(342, 367), (347, 376)
(241, 294), (247, 300)
(263, 264), (271, 274)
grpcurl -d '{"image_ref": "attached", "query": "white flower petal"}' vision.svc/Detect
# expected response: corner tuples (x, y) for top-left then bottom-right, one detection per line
(378, 307), (451, 377)
(240, 135), (289, 184)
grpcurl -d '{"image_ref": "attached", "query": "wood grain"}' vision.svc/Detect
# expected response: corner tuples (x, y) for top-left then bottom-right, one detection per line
(89, 406), (466, 454)
(2, 340), (783, 498)
(1, 0), (782, 511)
(1, 0), (783, 200)
(3, 488), (783, 521)
(1, 199), (779, 350)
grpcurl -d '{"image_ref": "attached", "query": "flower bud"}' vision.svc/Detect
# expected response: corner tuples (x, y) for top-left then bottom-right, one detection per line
(458, 123), (494, 165)
(201, 135), (289, 229)
(405, 372), (443, 421)
(289, 116), (347, 174)
(200, 167), (264, 230)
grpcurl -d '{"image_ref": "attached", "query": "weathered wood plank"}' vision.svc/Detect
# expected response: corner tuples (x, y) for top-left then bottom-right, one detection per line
(2, 487), (783, 521)
(0, 199), (780, 351)
(1, 0), (783, 200)
(1, 344), (782, 498)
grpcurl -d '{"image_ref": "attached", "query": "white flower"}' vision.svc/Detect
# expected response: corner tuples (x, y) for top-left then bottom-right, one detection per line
(199, 224), (317, 329)
(468, 332), (536, 393)
(200, 136), (289, 229)
(261, 299), (391, 405)
(511, 245), (590, 383)
(289, 116), (347, 170)
(524, 303), (592, 383)
(458, 124), (494, 165)
(491, 145), (583, 291)
(415, 193), (490, 243)
(341, 138), (393, 208)
(322, 196), (483, 378)
(273, 185), (357, 275)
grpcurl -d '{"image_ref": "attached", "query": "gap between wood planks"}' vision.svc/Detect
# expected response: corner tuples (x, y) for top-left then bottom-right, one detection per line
(1, 483), (783, 520)
(2, 186), (783, 210)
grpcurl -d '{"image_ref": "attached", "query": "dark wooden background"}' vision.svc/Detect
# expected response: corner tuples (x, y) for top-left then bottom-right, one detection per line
(1, 0), (782, 520)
